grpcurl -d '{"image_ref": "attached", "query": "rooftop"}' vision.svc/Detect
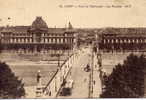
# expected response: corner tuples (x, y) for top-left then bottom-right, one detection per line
(30, 16), (48, 31)
(1, 26), (30, 33)
(0, 17), (76, 34)
(101, 28), (146, 35)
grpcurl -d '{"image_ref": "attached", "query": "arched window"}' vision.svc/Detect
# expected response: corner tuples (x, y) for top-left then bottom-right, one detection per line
(116, 39), (118, 43)
(128, 39), (131, 43)
(45, 38), (47, 43)
(60, 38), (63, 43)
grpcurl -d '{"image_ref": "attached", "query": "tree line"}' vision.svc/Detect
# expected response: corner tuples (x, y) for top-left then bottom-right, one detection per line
(100, 53), (145, 98)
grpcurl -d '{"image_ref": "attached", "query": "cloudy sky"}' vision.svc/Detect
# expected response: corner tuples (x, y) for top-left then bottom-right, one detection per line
(0, 0), (146, 28)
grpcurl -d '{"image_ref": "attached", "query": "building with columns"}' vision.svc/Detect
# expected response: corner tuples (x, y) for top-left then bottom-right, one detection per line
(0, 16), (77, 54)
(98, 28), (146, 52)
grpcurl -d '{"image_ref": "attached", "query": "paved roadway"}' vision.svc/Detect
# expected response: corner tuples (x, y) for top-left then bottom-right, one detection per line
(92, 65), (102, 98)
(57, 49), (90, 98)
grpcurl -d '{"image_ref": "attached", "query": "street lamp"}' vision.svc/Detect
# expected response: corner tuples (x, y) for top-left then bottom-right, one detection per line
(36, 70), (43, 98)
(37, 70), (42, 84)
(57, 53), (60, 70)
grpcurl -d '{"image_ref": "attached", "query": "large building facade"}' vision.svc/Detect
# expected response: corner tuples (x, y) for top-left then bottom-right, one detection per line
(98, 28), (146, 52)
(0, 16), (77, 53)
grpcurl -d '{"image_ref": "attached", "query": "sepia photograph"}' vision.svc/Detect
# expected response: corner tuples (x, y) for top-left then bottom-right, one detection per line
(0, 0), (146, 99)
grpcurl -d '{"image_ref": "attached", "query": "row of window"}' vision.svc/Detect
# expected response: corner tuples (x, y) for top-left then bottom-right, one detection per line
(103, 38), (146, 44)
(1, 38), (74, 43)
(1, 33), (30, 37)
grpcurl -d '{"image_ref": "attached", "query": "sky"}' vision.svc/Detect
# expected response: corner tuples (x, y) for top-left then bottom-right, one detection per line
(0, 0), (146, 28)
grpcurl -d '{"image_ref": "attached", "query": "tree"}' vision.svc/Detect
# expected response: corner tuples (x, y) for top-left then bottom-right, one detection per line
(0, 62), (25, 98)
(100, 53), (145, 98)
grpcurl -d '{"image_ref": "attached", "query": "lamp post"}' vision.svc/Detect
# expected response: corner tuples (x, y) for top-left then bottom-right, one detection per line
(57, 53), (60, 70)
(37, 70), (42, 85)
(36, 70), (43, 98)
